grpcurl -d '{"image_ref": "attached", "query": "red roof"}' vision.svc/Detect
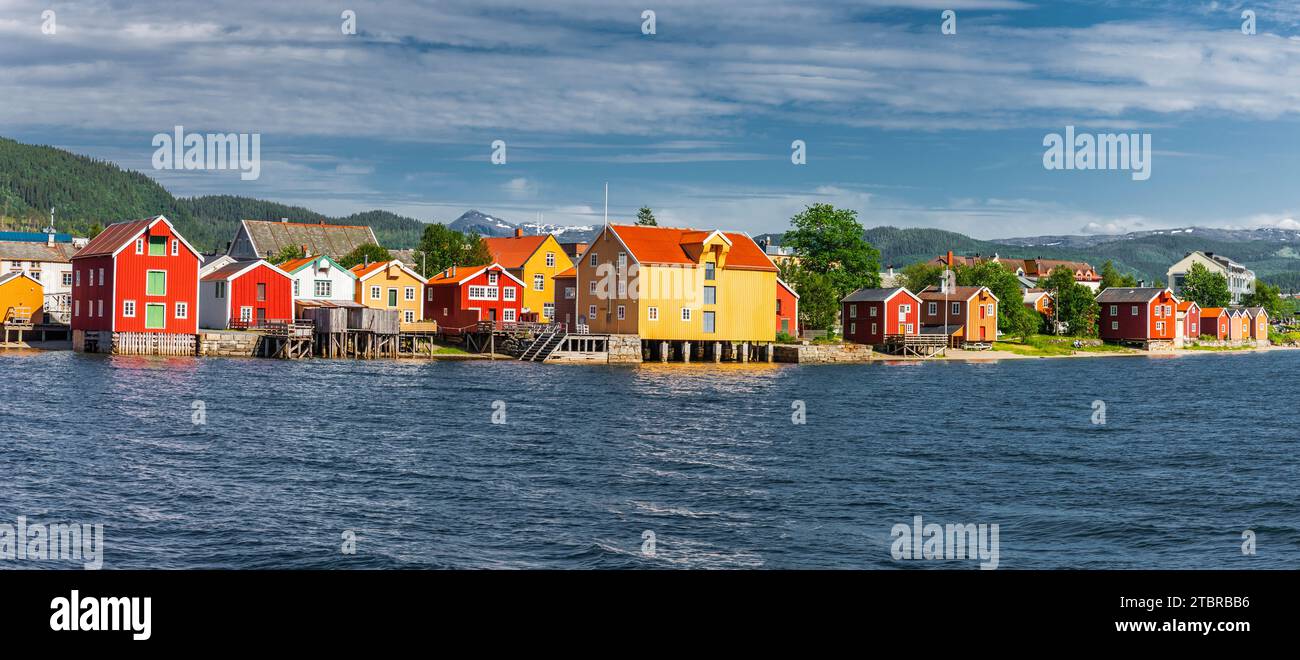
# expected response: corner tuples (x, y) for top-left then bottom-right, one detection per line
(426, 263), (492, 286)
(1200, 307), (1226, 317)
(482, 235), (548, 269)
(1177, 300), (1198, 312)
(73, 217), (160, 258)
(605, 224), (776, 271)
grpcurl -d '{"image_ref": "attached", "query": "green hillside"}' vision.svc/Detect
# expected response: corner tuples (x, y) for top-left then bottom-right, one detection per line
(0, 137), (424, 251)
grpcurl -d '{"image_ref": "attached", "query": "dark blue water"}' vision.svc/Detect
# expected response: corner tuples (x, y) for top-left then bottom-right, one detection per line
(2, 349), (1297, 569)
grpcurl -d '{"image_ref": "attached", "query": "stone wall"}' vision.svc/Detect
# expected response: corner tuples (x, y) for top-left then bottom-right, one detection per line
(773, 342), (873, 363)
(197, 331), (262, 357)
(607, 334), (643, 363)
(1188, 339), (1268, 349)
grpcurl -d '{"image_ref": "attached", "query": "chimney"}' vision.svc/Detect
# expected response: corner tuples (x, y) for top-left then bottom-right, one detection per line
(301, 244), (309, 256)
(888, 265), (894, 277)
(280, 217), (288, 223)
(946, 250), (954, 267)
(364, 255), (370, 267)
(514, 228), (524, 238)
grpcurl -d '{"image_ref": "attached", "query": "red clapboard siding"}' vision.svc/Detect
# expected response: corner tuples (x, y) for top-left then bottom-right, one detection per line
(227, 263), (294, 324)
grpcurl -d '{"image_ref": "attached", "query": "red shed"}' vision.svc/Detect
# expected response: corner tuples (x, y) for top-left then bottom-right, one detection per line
(1198, 307), (1229, 340)
(199, 259), (294, 329)
(776, 278), (800, 337)
(70, 215), (200, 335)
(841, 286), (921, 345)
(424, 263), (525, 330)
(1096, 287), (1178, 342)
(1177, 300), (1201, 339)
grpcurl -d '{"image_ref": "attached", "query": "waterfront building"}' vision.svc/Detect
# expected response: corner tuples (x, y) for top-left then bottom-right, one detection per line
(0, 271), (43, 325)
(841, 287), (920, 346)
(424, 263), (525, 330)
(917, 285), (999, 348)
(1096, 287), (1178, 344)
(350, 260), (426, 330)
(1198, 307), (1229, 340)
(1167, 251), (1255, 304)
(277, 255), (358, 309)
(483, 230), (574, 324)
(776, 279), (800, 338)
(199, 259), (294, 329)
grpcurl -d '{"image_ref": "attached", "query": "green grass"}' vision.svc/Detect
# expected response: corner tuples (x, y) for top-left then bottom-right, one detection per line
(1184, 343), (1254, 352)
(431, 343), (470, 355)
(993, 334), (1134, 357)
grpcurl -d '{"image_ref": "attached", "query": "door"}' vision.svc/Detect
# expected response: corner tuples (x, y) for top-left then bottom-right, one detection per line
(256, 308), (267, 323)
(980, 324), (986, 341)
(703, 311), (716, 333)
(387, 288), (398, 307)
(145, 303), (165, 329)
(489, 308), (497, 321)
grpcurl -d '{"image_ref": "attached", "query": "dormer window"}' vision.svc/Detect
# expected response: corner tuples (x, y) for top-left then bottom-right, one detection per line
(704, 261), (716, 281)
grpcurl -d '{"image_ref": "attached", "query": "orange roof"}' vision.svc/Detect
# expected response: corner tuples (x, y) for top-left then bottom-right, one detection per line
(1200, 307), (1226, 317)
(278, 255), (316, 272)
(350, 261), (388, 278)
(553, 266), (576, 278)
(606, 224), (776, 271)
(483, 235), (548, 269)
(426, 263), (492, 285)
(1177, 300), (1198, 312)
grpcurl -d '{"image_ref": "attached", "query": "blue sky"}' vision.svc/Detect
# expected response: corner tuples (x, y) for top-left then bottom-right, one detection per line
(5, 0), (1300, 238)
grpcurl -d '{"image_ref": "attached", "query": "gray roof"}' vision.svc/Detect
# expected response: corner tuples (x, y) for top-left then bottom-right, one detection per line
(918, 285), (985, 301)
(238, 220), (378, 260)
(842, 286), (913, 303)
(0, 240), (77, 263)
(1095, 287), (1165, 303)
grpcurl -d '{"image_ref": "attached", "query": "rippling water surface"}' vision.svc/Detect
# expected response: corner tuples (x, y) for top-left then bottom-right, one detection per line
(2, 350), (1297, 569)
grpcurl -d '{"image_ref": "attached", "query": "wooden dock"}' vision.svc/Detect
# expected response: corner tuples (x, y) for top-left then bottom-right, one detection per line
(882, 334), (948, 357)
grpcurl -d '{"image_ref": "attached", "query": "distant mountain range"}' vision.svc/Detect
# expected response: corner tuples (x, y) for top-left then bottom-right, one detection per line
(3, 135), (1299, 289)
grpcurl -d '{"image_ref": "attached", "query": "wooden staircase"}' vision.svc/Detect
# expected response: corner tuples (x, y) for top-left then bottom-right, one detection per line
(519, 328), (567, 362)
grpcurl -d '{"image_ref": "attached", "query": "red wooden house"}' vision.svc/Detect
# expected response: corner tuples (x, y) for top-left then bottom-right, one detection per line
(1096, 287), (1178, 343)
(1176, 300), (1201, 339)
(841, 287), (921, 345)
(1199, 307), (1229, 340)
(776, 278), (800, 337)
(199, 259), (294, 329)
(70, 215), (201, 335)
(424, 263), (525, 330)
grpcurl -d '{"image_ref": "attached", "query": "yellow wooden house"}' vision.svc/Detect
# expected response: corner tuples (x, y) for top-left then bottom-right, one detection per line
(576, 224), (777, 360)
(1, 272), (43, 342)
(350, 260), (428, 331)
(483, 231), (574, 324)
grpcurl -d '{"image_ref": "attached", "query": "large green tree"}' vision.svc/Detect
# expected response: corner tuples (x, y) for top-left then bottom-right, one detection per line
(1042, 268), (1099, 336)
(1241, 281), (1283, 317)
(782, 202), (880, 296)
(955, 260), (1029, 333)
(269, 244), (305, 264)
(413, 223), (491, 276)
(898, 261), (944, 294)
(338, 243), (393, 269)
(1179, 262), (1231, 308)
(781, 263), (839, 332)
(1099, 260), (1138, 290)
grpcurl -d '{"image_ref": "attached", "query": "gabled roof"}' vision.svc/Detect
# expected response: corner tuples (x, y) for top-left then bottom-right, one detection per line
(277, 254), (356, 278)
(351, 260), (424, 282)
(1199, 307), (1227, 318)
(483, 235), (550, 269)
(778, 278), (800, 299)
(425, 262), (526, 287)
(1095, 287), (1170, 303)
(0, 240), (78, 263)
(0, 271), (42, 287)
(842, 286), (915, 303)
(553, 266), (576, 279)
(596, 224), (776, 271)
(1177, 300), (1199, 312)
(918, 285), (997, 303)
(200, 259), (290, 282)
(72, 215), (200, 260)
(236, 219), (379, 260)
(1244, 306), (1268, 318)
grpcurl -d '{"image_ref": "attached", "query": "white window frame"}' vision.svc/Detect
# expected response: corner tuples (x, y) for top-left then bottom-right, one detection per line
(488, 271), (499, 286)
(1111, 321), (1119, 330)
(616, 305), (625, 320)
(315, 279), (332, 298)
(75, 269), (81, 287)
(503, 308), (517, 322)
(534, 274), (545, 291)
(849, 322), (856, 335)
(135, 238), (144, 254)
(589, 253), (597, 267)
(869, 306), (878, 317)
(240, 306), (253, 323)
(404, 310), (415, 323)
(1110, 305), (1117, 316)
(951, 302), (960, 315)
(648, 306), (659, 321)
(171, 239), (179, 256)
(1131, 305), (1139, 316)
(543, 302), (554, 319)
(546, 252), (555, 267)
(588, 305), (597, 318)
(175, 301), (188, 319)
(97, 299), (103, 317)
(588, 281), (597, 294)
(871, 322), (877, 335)
(370, 285), (381, 300)
(123, 300), (136, 318)
(503, 286), (516, 301)
(405, 286), (416, 301)
(62, 272), (73, 287)
(928, 302), (936, 315)
(681, 307), (691, 321)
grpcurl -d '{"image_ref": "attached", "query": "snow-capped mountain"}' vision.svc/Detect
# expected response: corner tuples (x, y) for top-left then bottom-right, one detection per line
(448, 210), (598, 242)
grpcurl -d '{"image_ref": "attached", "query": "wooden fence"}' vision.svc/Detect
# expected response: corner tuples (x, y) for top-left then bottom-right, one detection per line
(112, 332), (197, 356)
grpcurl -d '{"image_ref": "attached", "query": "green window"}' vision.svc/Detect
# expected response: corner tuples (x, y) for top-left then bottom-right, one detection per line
(145, 303), (166, 329)
(388, 288), (398, 307)
(148, 236), (166, 256)
(146, 270), (166, 296)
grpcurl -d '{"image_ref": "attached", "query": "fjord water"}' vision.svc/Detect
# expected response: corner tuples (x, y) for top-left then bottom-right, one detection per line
(2, 350), (1296, 569)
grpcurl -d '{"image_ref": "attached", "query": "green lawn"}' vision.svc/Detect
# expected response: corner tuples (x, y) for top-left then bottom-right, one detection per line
(1183, 343), (1254, 352)
(993, 335), (1135, 357)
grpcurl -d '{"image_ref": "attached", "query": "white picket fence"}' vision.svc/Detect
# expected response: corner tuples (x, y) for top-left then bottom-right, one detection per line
(112, 332), (197, 356)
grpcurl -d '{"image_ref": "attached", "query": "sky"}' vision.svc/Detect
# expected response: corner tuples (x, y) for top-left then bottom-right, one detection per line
(5, 0), (1300, 238)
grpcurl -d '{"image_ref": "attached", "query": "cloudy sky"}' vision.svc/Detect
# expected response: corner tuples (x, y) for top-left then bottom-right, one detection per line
(5, 0), (1300, 238)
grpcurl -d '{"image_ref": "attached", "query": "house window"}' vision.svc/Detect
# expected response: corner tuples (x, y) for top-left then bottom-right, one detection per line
(215, 281), (227, 298)
(293, 280), (300, 297)
(589, 253), (597, 267)
(951, 302), (960, 315)
(617, 252), (627, 271)
(257, 283), (267, 301)
(1131, 305), (1139, 316)
(75, 270), (80, 287)
(905, 323), (914, 333)
(777, 299), (783, 314)
(681, 307), (692, 321)
(588, 305), (597, 318)
(702, 310), (715, 333)
(405, 286), (416, 301)
(850, 322), (856, 335)
(546, 252), (555, 267)
(871, 322), (877, 335)
(240, 306), (252, 322)
(588, 281), (597, 294)
(74, 300), (80, 317)
(564, 287), (575, 299)
(848, 303), (857, 318)
(704, 261), (716, 281)
(488, 271), (498, 285)
(146, 270), (166, 296)
(703, 286), (716, 305)
(534, 274), (545, 291)
(442, 308), (448, 316)
(171, 239), (179, 256)
(135, 238), (144, 255)
(1191, 323), (1198, 333)
(503, 286), (516, 301)
(148, 236), (166, 256)
(98, 268), (105, 286)
(1154, 305), (1162, 318)
(543, 302), (554, 319)
(503, 308), (516, 322)
(648, 306), (659, 321)
(175, 302), (188, 319)
(97, 300), (103, 317)
(371, 285), (381, 300)
(1110, 305), (1117, 315)
(928, 302), (936, 315)
(404, 310), (415, 323)
(869, 306), (878, 317)
(617, 305), (625, 320)
(144, 303), (165, 329)
(123, 300), (136, 317)
(387, 288), (398, 307)
(62, 272), (73, 287)
(1111, 321), (1119, 330)
(427, 288), (434, 302)
(1156, 321), (1165, 332)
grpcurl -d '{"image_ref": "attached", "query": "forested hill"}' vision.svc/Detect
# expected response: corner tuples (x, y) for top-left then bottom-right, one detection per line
(0, 137), (424, 251)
